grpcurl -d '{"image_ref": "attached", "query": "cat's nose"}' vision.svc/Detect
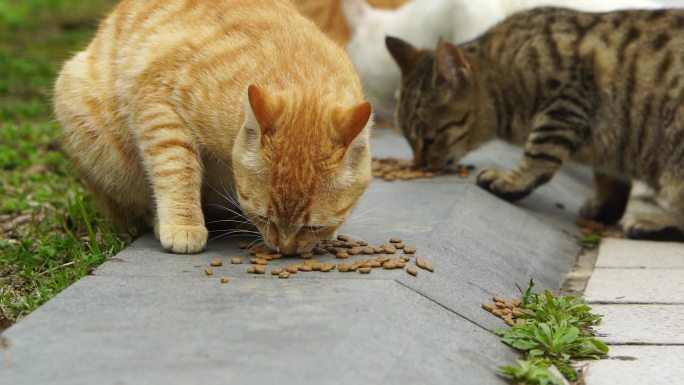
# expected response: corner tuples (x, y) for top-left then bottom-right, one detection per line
(278, 238), (298, 256)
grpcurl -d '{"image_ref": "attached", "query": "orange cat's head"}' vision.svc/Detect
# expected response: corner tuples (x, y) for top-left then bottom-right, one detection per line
(232, 85), (373, 255)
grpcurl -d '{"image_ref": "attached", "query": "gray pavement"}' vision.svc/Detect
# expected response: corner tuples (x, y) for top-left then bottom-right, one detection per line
(0, 129), (594, 385)
(583, 238), (684, 385)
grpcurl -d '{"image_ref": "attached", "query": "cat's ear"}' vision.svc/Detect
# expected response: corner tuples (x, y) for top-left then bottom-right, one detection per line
(337, 102), (373, 148)
(342, 0), (374, 33)
(245, 84), (276, 140)
(434, 41), (471, 91)
(385, 36), (421, 77)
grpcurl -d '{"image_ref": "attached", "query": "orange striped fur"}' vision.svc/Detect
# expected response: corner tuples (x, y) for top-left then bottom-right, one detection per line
(54, 0), (373, 254)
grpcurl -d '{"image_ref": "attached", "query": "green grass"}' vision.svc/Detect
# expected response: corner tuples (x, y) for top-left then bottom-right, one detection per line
(497, 280), (608, 384)
(0, 0), (123, 330)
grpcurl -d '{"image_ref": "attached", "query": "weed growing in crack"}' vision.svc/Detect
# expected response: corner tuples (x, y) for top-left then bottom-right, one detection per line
(496, 279), (607, 384)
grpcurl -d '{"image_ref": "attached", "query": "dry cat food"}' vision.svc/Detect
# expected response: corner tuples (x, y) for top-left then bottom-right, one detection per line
(225, 236), (436, 280)
(372, 158), (475, 181)
(415, 257), (434, 272)
(482, 295), (524, 326)
(403, 246), (417, 254)
(204, 267), (214, 276)
(220, 276), (229, 284)
(210, 258), (223, 267)
(278, 271), (290, 279)
(247, 265), (266, 274)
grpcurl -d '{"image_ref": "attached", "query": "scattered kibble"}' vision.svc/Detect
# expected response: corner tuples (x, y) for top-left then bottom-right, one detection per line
(372, 157), (474, 181)
(220, 276), (229, 283)
(415, 257), (434, 272)
(210, 258), (223, 267)
(204, 268), (214, 276)
(383, 245), (397, 254)
(229, 236), (435, 280)
(482, 295), (525, 326)
(403, 246), (417, 254)
(320, 263), (335, 272)
(338, 263), (352, 272)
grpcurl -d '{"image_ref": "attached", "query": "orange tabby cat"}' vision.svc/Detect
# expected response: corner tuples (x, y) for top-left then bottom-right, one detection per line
(54, 0), (373, 254)
(292, 0), (406, 43)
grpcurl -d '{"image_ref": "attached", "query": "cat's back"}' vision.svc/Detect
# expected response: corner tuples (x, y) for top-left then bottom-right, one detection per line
(478, 7), (684, 87)
(83, 0), (360, 100)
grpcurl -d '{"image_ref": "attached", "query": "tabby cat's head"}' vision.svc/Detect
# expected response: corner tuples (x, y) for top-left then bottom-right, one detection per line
(387, 36), (483, 169)
(232, 85), (373, 255)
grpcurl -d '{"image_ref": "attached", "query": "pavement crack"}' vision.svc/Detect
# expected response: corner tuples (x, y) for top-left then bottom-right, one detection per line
(394, 279), (496, 336)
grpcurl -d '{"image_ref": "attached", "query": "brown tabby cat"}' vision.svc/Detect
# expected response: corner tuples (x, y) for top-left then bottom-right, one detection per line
(292, 0), (406, 43)
(388, 7), (684, 241)
(54, 0), (374, 254)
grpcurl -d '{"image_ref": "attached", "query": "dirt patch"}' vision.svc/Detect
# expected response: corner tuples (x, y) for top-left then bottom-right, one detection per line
(0, 318), (14, 334)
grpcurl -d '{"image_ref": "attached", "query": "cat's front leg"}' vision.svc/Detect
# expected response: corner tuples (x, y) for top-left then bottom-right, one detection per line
(478, 102), (588, 202)
(580, 171), (632, 225)
(136, 105), (208, 254)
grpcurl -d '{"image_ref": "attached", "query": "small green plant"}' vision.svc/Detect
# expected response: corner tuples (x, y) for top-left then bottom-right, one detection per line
(579, 233), (601, 247)
(497, 279), (608, 384)
(518, 282), (603, 332)
(500, 359), (564, 385)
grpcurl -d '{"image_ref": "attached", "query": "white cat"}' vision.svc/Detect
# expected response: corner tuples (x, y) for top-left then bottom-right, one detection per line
(343, 0), (664, 119)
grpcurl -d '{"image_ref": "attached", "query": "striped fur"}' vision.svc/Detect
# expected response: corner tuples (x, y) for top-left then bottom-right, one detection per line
(54, 0), (373, 254)
(389, 7), (684, 241)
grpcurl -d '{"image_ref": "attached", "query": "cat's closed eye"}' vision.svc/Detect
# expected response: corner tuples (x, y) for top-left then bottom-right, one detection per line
(437, 113), (470, 133)
(302, 225), (324, 232)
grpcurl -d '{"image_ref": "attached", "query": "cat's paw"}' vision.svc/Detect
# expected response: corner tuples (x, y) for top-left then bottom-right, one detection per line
(580, 198), (626, 225)
(159, 224), (208, 254)
(476, 168), (536, 202)
(623, 215), (684, 242)
(153, 221), (160, 240)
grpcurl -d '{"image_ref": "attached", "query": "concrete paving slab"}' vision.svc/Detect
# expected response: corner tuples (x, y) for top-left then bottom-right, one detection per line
(584, 269), (684, 304)
(583, 346), (684, 385)
(592, 304), (684, 344)
(0, 130), (595, 384)
(1, 275), (514, 385)
(595, 239), (684, 269)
